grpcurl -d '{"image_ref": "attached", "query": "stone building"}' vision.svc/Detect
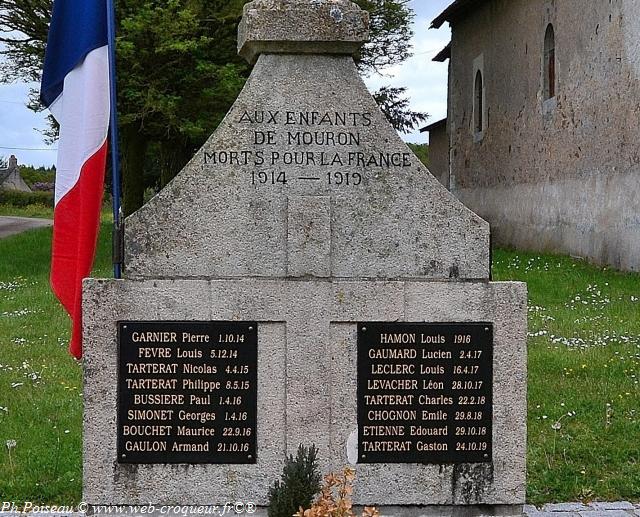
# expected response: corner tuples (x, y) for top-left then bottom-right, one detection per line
(0, 155), (31, 192)
(427, 0), (640, 271)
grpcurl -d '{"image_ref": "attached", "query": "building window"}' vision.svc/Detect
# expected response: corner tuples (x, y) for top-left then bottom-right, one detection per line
(474, 70), (483, 133)
(544, 24), (556, 100)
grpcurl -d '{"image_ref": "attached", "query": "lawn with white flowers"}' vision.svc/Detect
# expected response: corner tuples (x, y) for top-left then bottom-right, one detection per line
(0, 223), (111, 502)
(493, 251), (640, 504)
(0, 227), (638, 504)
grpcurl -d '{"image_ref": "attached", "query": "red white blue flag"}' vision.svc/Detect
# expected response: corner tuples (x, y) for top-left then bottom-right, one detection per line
(41, 0), (111, 359)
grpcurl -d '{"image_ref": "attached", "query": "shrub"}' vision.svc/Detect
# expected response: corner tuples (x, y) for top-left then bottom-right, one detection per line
(268, 445), (322, 517)
(31, 182), (55, 192)
(0, 189), (54, 208)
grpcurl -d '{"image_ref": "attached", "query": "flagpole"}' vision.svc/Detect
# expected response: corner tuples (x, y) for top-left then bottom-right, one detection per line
(106, 0), (123, 279)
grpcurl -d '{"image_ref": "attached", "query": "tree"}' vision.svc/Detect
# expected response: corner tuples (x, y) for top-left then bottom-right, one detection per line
(0, 0), (49, 83)
(0, 0), (425, 215)
(115, 0), (248, 212)
(354, 0), (414, 75)
(372, 86), (428, 134)
(353, 0), (428, 136)
(18, 163), (56, 186)
(407, 143), (429, 167)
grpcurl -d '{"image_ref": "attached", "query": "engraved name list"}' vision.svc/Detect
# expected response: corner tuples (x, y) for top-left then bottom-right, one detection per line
(117, 321), (258, 464)
(357, 322), (493, 464)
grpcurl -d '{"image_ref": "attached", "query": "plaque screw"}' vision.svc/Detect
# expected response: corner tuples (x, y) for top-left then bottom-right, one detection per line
(484, 327), (490, 332)
(361, 326), (367, 332)
(361, 454), (366, 459)
(121, 454), (127, 459)
(248, 326), (254, 331)
(483, 454), (489, 458)
(123, 325), (127, 329)
(248, 454), (253, 459)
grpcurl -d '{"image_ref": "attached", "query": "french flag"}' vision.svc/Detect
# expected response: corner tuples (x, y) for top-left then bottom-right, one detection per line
(41, 0), (111, 359)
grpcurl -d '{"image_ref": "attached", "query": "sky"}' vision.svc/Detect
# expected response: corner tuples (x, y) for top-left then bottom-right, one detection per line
(0, 0), (452, 168)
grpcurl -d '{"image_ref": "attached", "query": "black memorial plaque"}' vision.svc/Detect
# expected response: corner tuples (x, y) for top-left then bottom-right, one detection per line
(117, 321), (257, 464)
(358, 322), (493, 464)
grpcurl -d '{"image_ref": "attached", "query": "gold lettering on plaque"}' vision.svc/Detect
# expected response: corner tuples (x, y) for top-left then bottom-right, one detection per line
(127, 363), (178, 374)
(127, 409), (174, 421)
(362, 425), (406, 436)
(182, 378), (220, 390)
(410, 425), (448, 436)
(420, 334), (446, 344)
(370, 364), (416, 375)
(138, 347), (172, 358)
(182, 364), (218, 375)
(368, 348), (417, 359)
(177, 426), (216, 436)
(178, 410), (217, 423)
(181, 332), (210, 343)
(172, 442), (210, 452)
(418, 395), (453, 405)
(126, 378), (177, 390)
(125, 440), (168, 452)
(416, 441), (448, 451)
(422, 380), (445, 390)
(131, 332), (177, 343)
(379, 333), (416, 344)
(122, 425), (173, 436)
(420, 365), (445, 375)
(421, 350), (452, 359)
(366, 379), (418, 390)
(189, 394), (211, 405)
(176, 348), (203, 359)
(421, 410), (448, 421)
(364, 394), (414, 405)
(367, 410), (417, 421)
(133, 394), (185, 405)
(362, 440), (412, 452)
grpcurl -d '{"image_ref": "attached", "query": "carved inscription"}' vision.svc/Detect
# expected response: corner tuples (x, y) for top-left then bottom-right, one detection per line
(117, 321), (257, 464)
(203, 110), (413, 187)
(357, 322), (493, 464)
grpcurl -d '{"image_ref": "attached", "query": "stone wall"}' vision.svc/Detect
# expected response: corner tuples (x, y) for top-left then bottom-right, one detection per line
(447, 0), (640, 271)
(425, 120), (449, 188)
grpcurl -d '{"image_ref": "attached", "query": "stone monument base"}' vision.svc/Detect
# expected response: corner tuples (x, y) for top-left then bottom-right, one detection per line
(83, 278), (526, 508)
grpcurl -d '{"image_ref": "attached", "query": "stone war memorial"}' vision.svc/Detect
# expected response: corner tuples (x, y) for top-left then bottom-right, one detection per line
(83, 1), (527, 516)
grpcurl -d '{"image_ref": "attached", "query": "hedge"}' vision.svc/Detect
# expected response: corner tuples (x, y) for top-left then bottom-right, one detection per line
(0, 189), (54, 208)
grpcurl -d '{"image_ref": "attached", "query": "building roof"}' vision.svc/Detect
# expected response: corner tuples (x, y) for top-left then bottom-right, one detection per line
(420, 118), (447, 133)
(0, 168), (11, 184)
(433, 42), (451, 62)
(0, 159), (15, 184)
(0, 156), (32, 192)
(430, 0), (490, 29)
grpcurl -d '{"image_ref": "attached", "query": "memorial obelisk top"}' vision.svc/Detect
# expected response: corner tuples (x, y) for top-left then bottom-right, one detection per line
(124, 0), (490, 280)
(238, 0), (370, 63)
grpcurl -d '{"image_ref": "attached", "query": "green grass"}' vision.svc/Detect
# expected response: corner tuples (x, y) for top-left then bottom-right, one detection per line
(0, 223), (111, 502)
(0, 204), (54, 219)
(0, 225), (638, 504)
(493, 250), (640, 504)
